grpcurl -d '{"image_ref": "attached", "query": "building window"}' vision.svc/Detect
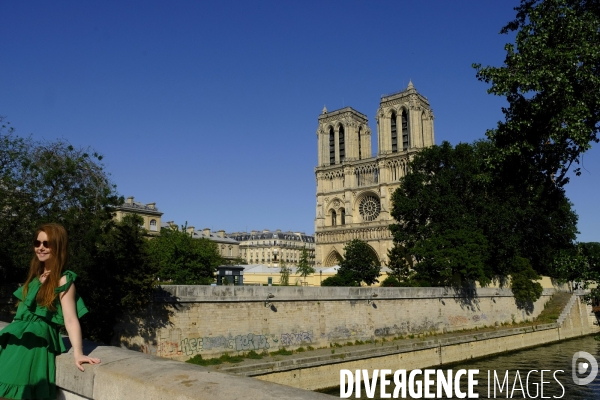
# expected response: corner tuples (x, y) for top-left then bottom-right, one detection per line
(358, 127), (362, 160)
(402, 110), (409, 151)
(391, 112), (398, 153)
(331, 210), (337, 227)
(359, 195), (381, 222)
(339, 125), (345, 162)
(150, 219), (157, 231)
(329, 127), (335, 165)
(340, 208), (345, 225)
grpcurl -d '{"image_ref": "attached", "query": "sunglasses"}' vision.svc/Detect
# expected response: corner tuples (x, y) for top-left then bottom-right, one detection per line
(33, 240), (50, 248)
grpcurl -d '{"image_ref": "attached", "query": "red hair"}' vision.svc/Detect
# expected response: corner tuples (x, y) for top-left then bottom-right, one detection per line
(22, 223), (68, 311)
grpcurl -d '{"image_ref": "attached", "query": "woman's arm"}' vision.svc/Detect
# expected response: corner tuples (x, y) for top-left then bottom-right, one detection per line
(59, 277), (101, 371)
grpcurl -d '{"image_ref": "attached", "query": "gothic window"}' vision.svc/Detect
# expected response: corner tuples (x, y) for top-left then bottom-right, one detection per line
(359, 196), (381, 221)
(402, 110), (409, 151)
(331, 210), (337, 227)
(150, 219), (157, 231)
(358, 127), (362, 160)
(340, 208), (346, 225)
(329, 127), (335, 165)
(339, 125), (345, 162)
(391, 112), (398, 153)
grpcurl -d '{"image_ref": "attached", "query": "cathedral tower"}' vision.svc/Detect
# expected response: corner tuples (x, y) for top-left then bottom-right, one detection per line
(314, 82), (434, 267)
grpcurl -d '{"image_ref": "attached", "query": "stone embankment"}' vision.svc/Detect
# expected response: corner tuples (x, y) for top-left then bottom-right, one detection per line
(221, 292), (599, 390)
(115, 286), (558, 361)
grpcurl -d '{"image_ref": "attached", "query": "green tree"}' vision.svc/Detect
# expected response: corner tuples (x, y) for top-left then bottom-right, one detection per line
(473, 0), (600, 186)
(296, 247), (315, 282)
(79, 214), (157, 343)
(389, 141), (577, 301)
(382, 244), (421, 287)
(0, 121), (121, 284)
(279, 260), (290, 286)
(148, 224), (221, 285)
(337, 239), (381, 286)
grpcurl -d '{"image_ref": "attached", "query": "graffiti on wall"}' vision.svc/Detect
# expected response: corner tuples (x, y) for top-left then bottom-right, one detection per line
(374, 322), (410, 337)
(325, 324), (367, 340)
(280, 331), (313, 346)
(175, 333), (272, 356)
(235, 333), (270, 352)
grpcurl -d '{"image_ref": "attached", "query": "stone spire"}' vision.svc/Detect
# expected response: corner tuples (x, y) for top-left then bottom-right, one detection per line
(322, 105), (328, 114)
(407, 80), (414, 90)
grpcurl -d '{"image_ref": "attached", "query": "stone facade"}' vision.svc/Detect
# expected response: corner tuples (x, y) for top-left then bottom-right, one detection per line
(229, 229), (315, 268)
(314, 81), (434, 266)
(114, 196), (163, 235)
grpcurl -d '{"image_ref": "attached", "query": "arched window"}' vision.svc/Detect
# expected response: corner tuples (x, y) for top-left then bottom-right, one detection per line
(391, 112), (398, 153)
(358, 127), (362, 160)
(331, 210), (337, 227)
(340, 208), (346, 225)
(339, 125), (345, 162)
(402, 110), (409, 151)
(329, 127), (335, 165)
(150, 219), (157, 231)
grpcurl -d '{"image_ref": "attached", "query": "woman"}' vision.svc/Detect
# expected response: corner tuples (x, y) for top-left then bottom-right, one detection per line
(0, 223), (101, 399)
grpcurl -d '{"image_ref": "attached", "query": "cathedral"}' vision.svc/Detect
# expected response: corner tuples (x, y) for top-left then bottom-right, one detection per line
(314, 81), (435, 266)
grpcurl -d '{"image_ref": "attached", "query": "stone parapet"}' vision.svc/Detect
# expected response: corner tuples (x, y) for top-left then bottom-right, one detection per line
(157, 285), (551, 303)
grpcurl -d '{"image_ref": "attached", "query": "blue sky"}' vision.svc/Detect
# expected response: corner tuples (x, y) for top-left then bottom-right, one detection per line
(1, 1), (598, 241)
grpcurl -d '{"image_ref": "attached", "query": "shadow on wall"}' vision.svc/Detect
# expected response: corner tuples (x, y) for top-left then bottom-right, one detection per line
(452, 281), (536, 316)
(113, 287), (182, 351)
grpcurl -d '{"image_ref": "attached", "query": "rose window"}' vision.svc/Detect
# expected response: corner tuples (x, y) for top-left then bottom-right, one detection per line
(359, 196), (381, 221)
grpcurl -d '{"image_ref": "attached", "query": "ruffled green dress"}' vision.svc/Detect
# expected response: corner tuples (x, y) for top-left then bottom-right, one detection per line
(0, 270), (88, 400)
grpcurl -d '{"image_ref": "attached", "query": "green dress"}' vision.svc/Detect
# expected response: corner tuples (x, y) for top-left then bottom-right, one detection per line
(0, 270), (88, 400)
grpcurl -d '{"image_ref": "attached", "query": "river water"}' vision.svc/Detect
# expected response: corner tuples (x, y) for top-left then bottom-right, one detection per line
(320, 335), (600, 399)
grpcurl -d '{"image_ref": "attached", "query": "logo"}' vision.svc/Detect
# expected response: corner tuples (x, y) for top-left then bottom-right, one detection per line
(572, 351), (598, 385)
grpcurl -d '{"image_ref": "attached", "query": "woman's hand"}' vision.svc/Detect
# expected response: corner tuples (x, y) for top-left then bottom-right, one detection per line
(74, 354), (101, 372)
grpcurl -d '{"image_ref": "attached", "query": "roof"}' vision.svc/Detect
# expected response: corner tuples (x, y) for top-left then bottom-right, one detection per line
(116, 197), (162, 216)
(229, 230), (315, 243)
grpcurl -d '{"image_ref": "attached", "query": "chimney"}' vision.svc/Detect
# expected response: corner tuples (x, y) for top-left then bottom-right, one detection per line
(217, 230), (225, 238)
(146, 202), (156, 210)
(263, 229), (270, 233)
(167, 221), (176, 228)
(126, 196), (134, 204)
(203, 228), (211, 237)
(187, 226), (195, 234)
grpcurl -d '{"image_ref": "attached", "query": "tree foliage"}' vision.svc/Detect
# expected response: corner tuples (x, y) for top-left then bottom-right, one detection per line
(473, 0), (600, 186)
(279, 261), (291, 286)
(148, 224), (221, 285)
(336, 239), (381, 286)
(389, 141), (577, 301)
(0, 119), (121, 284)
(296, 247), (315, 280)
(79, 214), (157, 343)
(553, 242), (600, 287)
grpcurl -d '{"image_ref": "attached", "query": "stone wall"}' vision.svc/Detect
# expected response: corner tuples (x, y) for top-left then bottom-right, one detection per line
(116, 285), (556, 361)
